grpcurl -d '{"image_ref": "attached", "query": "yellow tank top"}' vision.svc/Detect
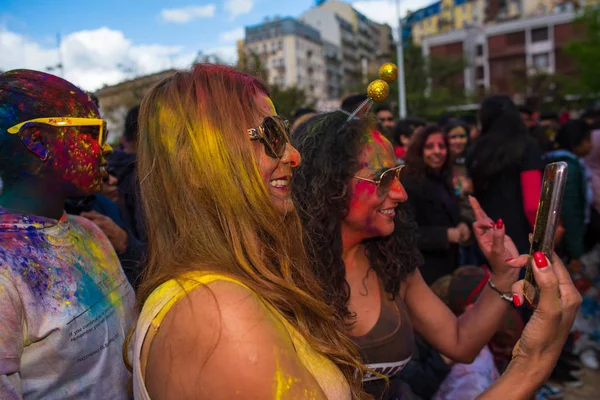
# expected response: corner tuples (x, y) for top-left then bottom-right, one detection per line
(131, 272), (351, 399)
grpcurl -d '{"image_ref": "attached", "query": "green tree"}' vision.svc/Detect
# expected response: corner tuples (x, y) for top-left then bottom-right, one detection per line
(399, 42), (466, 118)
(563, 7), (600, 100)
(268, 85), (315, 119)
(195, 51), (227, 65)
(236, 50), (268, 82)
(343, 42), (466, 118)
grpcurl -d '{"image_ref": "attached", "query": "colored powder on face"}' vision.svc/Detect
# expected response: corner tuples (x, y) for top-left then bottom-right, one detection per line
(357, 131), (396, 174)
(51, 128), (104, 193)
(349, 180), (377, 209)
(0, 70), (101, 193)
(344, 131), (399, 236)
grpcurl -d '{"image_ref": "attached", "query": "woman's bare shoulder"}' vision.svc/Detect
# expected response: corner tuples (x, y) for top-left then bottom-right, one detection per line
(144, 279), (328, 399)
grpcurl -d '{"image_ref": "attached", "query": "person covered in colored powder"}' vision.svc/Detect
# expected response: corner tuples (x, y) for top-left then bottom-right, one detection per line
(291, 111), (581, 400)
(0, 70), (136, 399)
(128, 64), (367, 399)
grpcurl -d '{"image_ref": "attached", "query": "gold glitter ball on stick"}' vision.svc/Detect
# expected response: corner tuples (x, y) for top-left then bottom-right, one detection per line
(379, 63), (399, 83)
(367, 79), (389, 102)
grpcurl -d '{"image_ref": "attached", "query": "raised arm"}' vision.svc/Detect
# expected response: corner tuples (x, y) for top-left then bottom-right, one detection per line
(144, 280), (329, 400)
(404, 266), (514, 363)
(478, 253), (581, 399)
(404, 197), (527, 363)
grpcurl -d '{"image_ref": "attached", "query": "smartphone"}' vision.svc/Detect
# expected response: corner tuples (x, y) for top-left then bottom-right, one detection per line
(524, 161), (568, 305)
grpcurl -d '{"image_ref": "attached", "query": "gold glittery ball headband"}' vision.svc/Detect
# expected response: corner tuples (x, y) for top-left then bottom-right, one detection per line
(346, 62), (399, 121)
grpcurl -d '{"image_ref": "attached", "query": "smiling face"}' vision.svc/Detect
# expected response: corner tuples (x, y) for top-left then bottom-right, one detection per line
(423, 132), (447, 171)
(342, 130), (408, 241)
(447, 126), (468, 157)
(376, 109), (395, 130)
(253, 94), (301, 214)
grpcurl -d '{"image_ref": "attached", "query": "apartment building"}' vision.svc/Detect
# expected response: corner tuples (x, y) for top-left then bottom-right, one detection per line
(401, 0), (592, 45)
(300, 7), (361, 90)
(244, 17), (326, 102)
(301, 0), (395, 91)
(323, 40), (343, 99)
(403, 0), (485, 45)
(420, 10), (582, 95)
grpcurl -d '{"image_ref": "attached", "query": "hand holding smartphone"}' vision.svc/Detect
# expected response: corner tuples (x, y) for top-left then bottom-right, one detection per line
(524, 162), (568, 305)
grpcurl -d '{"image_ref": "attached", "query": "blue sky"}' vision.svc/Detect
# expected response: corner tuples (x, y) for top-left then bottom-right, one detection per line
(1, 0), (316, 50)
(0, 0), (430, 90)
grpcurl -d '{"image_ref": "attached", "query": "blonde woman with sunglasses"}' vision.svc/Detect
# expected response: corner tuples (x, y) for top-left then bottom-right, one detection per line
(0, 70), (136, 399)
(127, 64), (368, 399)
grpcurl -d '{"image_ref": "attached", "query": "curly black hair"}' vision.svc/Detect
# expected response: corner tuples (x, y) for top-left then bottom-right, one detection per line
(291, 111), (422, 324)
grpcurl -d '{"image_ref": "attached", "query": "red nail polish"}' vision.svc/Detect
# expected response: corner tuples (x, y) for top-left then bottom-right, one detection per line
(496, 219), (504, 229)
(513, 294), (521, 307)
(490, 222), (496, 227)
(533, 251), (548, 269)
(506, 257), (514, 261)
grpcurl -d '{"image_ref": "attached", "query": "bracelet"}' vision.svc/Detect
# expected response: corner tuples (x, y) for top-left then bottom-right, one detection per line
(487, 279), (513, 302)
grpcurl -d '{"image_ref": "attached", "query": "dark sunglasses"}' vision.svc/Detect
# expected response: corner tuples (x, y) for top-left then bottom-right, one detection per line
(248, 116), (290, 158)
(353, 165), (405, 192)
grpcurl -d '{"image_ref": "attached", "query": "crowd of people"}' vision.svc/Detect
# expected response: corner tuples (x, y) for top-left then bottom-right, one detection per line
(371, 95), (600, 397)
(0, 64), (594, 400)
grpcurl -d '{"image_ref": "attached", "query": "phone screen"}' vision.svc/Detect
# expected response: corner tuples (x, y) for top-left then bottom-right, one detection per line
(524, 161), (568, 305)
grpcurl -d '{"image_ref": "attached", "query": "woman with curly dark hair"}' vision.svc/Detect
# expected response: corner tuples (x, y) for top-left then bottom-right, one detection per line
(290, 111), (574, 400)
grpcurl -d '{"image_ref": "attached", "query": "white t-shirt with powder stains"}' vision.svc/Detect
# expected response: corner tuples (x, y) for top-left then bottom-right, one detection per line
(0, 208), (136, 399)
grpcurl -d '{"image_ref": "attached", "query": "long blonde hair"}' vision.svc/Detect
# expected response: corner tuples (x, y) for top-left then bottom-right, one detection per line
(133, 64), (366, 397)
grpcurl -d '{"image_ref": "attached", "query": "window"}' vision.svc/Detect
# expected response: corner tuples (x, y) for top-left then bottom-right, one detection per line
(533, 53), (550, 69)
(476, 44), (483, 56)
(476, 66), (485, 80)
(531, 27), (549, 42)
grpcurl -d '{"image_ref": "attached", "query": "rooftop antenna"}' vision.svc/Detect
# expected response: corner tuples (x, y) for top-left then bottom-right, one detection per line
(46, 32), (64, 77)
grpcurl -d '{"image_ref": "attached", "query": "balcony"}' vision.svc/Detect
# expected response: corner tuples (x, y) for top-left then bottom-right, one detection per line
(341, 36), (357, 49)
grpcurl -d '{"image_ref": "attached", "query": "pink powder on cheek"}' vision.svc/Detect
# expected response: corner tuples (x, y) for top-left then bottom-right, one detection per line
(349, 180), (377, 210)
(257, 153), (279, 188)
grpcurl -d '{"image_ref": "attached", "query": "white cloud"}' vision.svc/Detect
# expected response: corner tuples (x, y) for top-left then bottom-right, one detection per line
(0, 26), (198, 91)
(224, 0), (254, 19)
(219, 27), (244, 43)
(202, 46), (238, 63)
(161, 5), (216, 24)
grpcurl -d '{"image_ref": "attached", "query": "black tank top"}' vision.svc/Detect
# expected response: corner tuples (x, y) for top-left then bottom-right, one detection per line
(350, 280), (415, 400)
